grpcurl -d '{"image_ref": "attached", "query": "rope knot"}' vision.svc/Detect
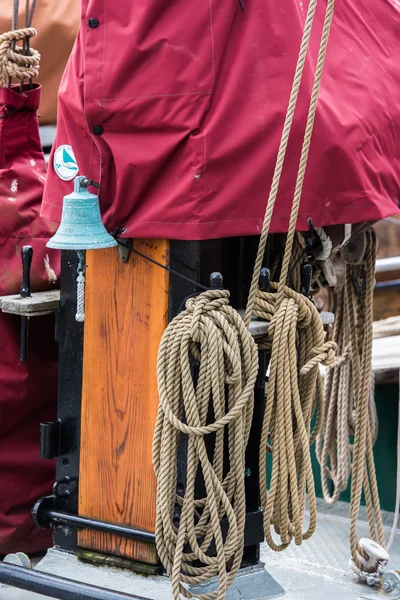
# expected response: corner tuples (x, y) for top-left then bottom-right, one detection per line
(255, 284), (314, 340)
(0, 28), (40, 87)
(328, 346), (350, 369)
(186, 289), (230, 343)
(300, 340), (337, 375)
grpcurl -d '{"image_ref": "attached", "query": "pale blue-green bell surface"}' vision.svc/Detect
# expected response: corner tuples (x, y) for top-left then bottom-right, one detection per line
(46, 176), (117, 250)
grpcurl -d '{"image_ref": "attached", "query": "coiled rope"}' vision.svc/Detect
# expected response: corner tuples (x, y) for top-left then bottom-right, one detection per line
(153, 0), (335, 597)
(317, 230), (385, 570)
(0, 28), (40, 87)
(153, 290), (258, 600)
(0, 0), (40, 88)
(254, 283), (336, 549)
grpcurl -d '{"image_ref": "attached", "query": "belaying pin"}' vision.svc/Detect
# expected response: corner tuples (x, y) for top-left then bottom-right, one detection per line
(19, 246), (33, 362)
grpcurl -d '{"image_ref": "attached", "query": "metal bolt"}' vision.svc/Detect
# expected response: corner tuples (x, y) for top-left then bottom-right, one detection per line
(382, 580), (392, 592)
(366, 575), (380, 587)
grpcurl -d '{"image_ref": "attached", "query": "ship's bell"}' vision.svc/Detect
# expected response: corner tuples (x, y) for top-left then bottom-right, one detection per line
(46, 176), (117, 250)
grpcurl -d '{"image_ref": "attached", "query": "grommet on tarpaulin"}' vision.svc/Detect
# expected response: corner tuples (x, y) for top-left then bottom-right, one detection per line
(47, 176), (117, 322)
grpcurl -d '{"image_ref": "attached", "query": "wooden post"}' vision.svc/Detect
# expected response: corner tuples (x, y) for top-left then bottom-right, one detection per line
(78, 240), (169, 564)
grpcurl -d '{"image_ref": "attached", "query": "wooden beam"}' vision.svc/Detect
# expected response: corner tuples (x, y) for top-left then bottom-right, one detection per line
(78, 240), (169, 564)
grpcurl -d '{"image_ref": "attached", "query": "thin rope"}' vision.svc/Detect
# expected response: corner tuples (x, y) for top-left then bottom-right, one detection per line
(387, 369), (400, 552)
(316, 231), (385, 570)
(346, 231), (385, 569)
(115, 241), (209, 293)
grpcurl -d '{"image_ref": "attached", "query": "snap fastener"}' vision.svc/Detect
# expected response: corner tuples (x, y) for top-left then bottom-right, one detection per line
(93, 125), (104, 136)
(88, 18), (99, 28)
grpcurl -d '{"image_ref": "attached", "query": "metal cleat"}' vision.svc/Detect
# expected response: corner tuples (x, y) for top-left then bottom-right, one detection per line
(349, 538), (389, 579)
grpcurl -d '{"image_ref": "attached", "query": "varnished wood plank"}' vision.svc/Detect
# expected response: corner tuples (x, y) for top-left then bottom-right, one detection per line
(78, 240), (169, 564)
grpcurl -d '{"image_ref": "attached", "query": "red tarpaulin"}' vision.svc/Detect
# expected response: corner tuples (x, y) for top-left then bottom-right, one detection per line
(42, 0), (400, 240)
(0, 84), (59, 554)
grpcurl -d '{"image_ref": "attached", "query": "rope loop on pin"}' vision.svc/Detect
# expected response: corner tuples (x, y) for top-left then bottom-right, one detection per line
(0, 28), (40, 87)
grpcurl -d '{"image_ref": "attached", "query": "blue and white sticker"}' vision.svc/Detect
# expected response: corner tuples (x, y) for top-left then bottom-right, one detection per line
(53, 145), (79, 181)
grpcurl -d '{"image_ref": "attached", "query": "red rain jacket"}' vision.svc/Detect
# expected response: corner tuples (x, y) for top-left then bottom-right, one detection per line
(42, 0), (400, 240)
(0, 84), (59, 554)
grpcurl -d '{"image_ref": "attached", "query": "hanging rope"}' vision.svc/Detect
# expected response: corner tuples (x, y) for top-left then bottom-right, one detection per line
(387, 368), (400, 553)
(316, 246), (378, 507)
(317, 230), (385, 572)
(346, 232), (384, 569)
(254, 280), (335, 550)
(0, 0), (40, 88)
(153, 289), (258, 600)
(243, 0), (336, 550)
(154, 0), (335, 596)
(316, 231), (385, 570)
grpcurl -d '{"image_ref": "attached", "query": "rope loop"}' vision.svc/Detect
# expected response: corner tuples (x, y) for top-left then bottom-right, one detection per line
(254, 273), (331, 549)
(0, 28), (40, 87)
(256, 282), (317, 340)
(186, 289), (230, 343)
(301, 340), (337, 374)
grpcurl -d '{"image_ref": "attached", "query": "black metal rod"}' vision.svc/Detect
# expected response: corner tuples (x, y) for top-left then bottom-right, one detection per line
(47, 510), (156, 544)
(0, 563), (150, 600)
(20, 245), (33, 362)
(375, 279), (400, 290)
(20, 316), (29, 362)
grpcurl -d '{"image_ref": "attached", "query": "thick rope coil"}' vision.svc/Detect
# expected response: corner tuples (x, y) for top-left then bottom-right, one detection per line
(254, 282), (336, 550)
(153, 289), (258, 600)
(0, 28), (40, 87)
(75, 271), (85, 322)
(317, 231), (384, 570)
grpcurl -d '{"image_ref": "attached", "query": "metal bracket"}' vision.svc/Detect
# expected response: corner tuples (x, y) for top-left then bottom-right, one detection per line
(359, 568), (400, 599)
(53, 476), (78, 499)
(117, 238), (132, 263)
(32, 495), (55, 529)
(40, 420), (61, 459)
(33, 477), (80, 529)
